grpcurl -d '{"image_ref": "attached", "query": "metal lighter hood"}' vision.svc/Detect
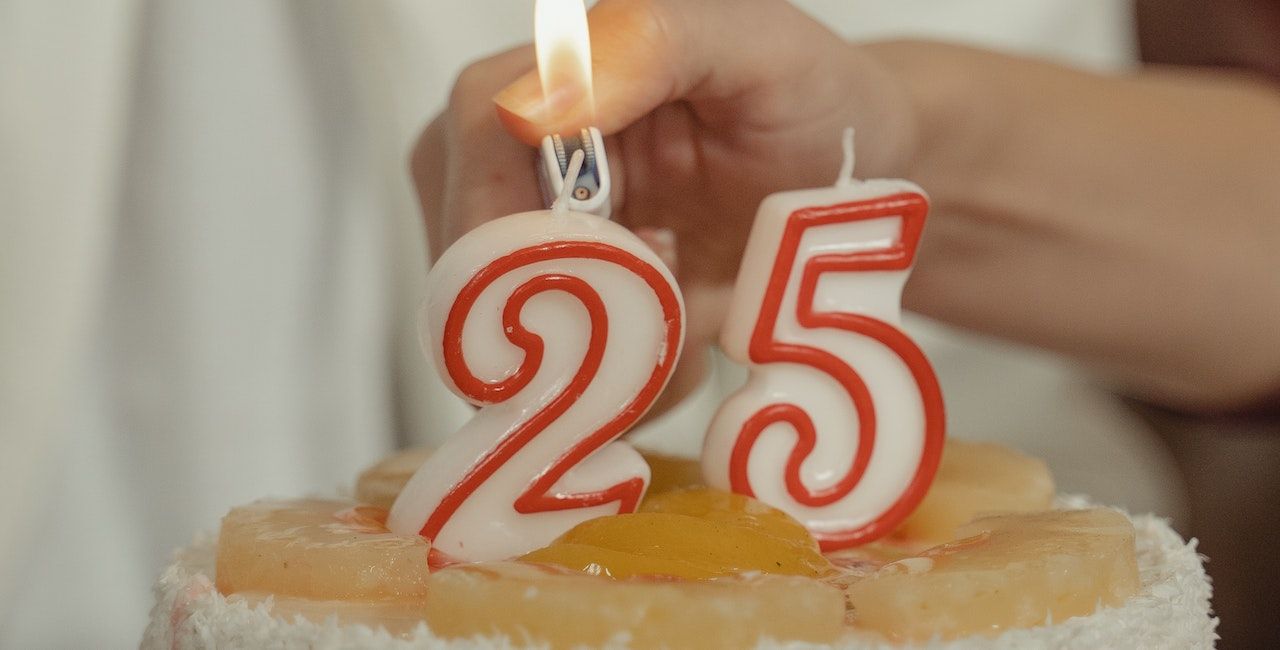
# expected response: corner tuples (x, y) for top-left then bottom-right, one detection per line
(538, 127), (612, 218)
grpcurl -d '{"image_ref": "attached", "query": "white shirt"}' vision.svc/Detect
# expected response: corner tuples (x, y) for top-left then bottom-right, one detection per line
(0, 1), (1181, 647)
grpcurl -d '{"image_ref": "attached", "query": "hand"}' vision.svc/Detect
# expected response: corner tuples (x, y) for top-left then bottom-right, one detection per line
(412, 0), (1280, 414)
(411, 0), (919, 409)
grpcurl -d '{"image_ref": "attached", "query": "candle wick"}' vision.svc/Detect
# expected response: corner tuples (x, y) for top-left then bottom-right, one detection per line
(835, 127), (856, 187)
(553, 149), (587, 216)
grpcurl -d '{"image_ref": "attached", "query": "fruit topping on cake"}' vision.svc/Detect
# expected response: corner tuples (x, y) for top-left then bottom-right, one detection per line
(521, 487), (830, 579)
(422, 561), (846, 649)
(356, 448), (433, 510)
(846, 508), (1140, 641)
(205, 441), (1153, 646)
(215, 499), (429, 601)
(641, 451), (707, 495)
(892, 440), (1055, 545)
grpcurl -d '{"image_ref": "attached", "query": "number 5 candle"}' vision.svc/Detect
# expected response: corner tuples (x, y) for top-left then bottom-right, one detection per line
(388, 152), (685, 562)
(702, 130), (945, 551)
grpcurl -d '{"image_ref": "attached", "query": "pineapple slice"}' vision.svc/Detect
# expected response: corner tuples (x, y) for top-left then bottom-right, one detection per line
(521, 488), (829, 579)
(823, 541), (917, 589)
(847, 508), (1140, 641)
(424, 561), (845, 649)
(215, 499), (430, 601)
(355, 448), (432, 509)
(893, 440), (1055, 544)
(356, 446), (705, 509)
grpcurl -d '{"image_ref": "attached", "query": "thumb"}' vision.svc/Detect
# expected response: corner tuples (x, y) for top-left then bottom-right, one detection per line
(493, 0), (840, 145)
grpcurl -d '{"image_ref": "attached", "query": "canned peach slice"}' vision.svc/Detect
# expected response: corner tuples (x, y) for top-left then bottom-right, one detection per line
(521, 488), (830, 580)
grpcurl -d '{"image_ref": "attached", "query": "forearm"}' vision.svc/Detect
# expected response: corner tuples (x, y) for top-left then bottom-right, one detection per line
(901, 44), (1280, 233)
(872, 41), (1280, 410)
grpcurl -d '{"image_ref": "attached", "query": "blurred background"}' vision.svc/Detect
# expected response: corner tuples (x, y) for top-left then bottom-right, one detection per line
(1, 1), (1275, 648)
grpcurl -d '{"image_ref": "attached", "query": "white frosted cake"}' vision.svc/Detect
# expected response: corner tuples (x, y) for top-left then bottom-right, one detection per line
(141, 443), (1217, 649)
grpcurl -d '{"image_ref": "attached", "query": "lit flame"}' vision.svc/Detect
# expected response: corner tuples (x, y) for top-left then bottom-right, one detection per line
(535, 0), (595, 117)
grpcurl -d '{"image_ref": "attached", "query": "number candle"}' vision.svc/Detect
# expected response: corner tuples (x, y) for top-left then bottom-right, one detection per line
(388, 152), (685, 562)
(702, 130), (945, 551)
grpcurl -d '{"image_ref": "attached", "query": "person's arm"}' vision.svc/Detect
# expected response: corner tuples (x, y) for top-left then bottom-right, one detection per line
(875, 42), (1280, 411)
(413, 0), (1280, 414)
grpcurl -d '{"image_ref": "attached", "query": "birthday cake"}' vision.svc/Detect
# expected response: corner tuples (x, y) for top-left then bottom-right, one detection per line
(141, 440), (1216, 649)
(143, 135), (1216, 649)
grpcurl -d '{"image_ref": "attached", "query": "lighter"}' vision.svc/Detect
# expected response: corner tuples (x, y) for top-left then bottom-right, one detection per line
(537, 126), (612, 218)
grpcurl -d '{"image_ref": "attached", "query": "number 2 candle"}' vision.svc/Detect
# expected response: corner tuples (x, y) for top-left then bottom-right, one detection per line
(702, 130), (945, 551)
(388, 152), (685, 562)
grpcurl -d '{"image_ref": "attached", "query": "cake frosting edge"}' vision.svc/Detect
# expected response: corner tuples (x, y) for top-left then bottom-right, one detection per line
(141, 497), (1217, 650)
